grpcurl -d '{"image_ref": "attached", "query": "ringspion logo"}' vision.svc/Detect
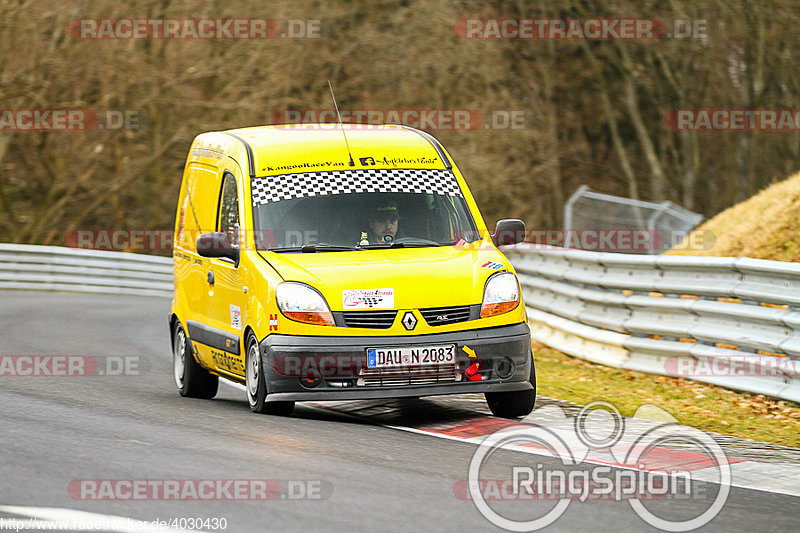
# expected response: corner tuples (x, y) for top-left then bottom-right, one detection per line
(466, 402), (730, 531)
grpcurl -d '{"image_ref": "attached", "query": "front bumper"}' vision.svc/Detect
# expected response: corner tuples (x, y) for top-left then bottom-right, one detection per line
(259, 322), (532, 401)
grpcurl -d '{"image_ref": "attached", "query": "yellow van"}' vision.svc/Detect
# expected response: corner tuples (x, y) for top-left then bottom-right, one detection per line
(170, 123), (535, 418)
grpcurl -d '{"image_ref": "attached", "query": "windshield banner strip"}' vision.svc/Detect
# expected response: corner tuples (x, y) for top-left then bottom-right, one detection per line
(251, 168), (462, 205)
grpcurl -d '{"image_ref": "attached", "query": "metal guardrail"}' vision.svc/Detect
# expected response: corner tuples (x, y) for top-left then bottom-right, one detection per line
(504, 244), (800, 403)
(0, 244), (172, 297)
(2, 243), (799, 402)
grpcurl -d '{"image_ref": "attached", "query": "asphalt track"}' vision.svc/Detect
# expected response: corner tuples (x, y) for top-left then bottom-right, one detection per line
(1, 290), (799, 532)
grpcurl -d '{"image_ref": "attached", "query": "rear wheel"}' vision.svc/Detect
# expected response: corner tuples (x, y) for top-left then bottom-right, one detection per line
(246, 332), (294, 416)
(485, 351), (536, 418)
(173, 321), (218, 399)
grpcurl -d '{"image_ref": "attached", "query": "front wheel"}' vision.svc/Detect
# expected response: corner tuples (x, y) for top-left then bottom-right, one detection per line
(173, 321), (218, 399)
(246, 332), (294, 416)
(485, 351), (536, 418)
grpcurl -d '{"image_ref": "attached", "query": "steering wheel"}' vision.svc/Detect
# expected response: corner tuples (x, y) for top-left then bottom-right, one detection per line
(392, 237), (440, 245)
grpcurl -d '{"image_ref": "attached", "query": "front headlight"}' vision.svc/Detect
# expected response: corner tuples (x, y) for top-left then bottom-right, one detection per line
(276, 282), (335, 326)
(480, 272), (520, 318)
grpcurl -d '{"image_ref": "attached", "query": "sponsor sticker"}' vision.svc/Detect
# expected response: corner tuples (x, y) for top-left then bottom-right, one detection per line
(230, 305), (242, 330)
(269, 314), (279, 331)
(480, 260), (503, 270)
(212, 349), (242, 373)
(342, 288), (394, 309)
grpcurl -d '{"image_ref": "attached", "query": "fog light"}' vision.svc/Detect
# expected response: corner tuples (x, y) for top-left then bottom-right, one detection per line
(300, 373), (321, 388)
(495, 357), (515, 379)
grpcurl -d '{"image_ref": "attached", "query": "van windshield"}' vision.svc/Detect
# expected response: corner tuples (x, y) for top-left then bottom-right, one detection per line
(250, 168), (479, 251)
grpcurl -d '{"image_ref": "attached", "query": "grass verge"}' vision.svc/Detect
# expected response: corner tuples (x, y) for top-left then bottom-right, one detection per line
(668, 169), (800, 261)
(533, 342), (800, 448)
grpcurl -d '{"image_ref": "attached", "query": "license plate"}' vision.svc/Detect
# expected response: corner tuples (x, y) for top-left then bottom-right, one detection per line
(367, 344), (456, 369)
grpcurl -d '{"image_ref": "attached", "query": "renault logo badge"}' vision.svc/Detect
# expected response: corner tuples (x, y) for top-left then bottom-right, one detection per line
(402, 311), (417, 331)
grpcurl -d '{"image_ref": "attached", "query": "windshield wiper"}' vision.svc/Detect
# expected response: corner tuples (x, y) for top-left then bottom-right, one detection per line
(399, 242), (441, 247)
(268, 243), (357, 253)
(360, 242), (403, 249)
(360, 241), (440, 249)
(270, 240), (440, 252)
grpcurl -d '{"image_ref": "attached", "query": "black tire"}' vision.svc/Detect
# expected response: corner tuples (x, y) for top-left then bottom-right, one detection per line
(245, 332), (295, 416)
(173, 321), (218, 399)
(485, 351), (536, 418)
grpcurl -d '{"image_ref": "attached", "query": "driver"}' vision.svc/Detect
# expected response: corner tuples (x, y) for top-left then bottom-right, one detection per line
(363, 202), (400, 244)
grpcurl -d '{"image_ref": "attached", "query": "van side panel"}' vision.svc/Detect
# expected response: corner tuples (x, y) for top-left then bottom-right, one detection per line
(173, 157), (223, 371)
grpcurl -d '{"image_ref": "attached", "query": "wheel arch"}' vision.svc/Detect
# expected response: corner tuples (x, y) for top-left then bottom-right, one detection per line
(243, 325), (258, 347)
(169, 313), (181, 351)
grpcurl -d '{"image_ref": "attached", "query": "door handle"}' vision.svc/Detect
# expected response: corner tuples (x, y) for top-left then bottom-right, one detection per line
(207, 270), (214, 284)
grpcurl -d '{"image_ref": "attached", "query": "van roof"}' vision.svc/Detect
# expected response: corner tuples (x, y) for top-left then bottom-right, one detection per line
(202, 123), (451, 177)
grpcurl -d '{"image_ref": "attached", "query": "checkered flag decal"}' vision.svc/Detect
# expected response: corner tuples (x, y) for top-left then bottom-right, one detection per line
(361, 297), (381, 308)
(251, 168), (462, 205)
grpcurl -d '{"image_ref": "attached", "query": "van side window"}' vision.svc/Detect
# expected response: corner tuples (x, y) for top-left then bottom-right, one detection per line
(218, 172), (240, 247)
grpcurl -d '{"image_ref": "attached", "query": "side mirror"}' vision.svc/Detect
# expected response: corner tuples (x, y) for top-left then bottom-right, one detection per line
(492, 219), (525, 246)
(197, 232), (239, 262)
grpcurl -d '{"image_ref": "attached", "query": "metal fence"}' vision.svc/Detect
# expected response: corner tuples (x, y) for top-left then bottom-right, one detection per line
(0, 244), (172, 297)
(505, 244), (800, 403)
(564, 185), (704, 254)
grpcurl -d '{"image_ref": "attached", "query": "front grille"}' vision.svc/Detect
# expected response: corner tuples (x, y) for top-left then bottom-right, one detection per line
(342, 310), (398, 329)
(357, 364), (461, 386)
(420, 305), (472, 326)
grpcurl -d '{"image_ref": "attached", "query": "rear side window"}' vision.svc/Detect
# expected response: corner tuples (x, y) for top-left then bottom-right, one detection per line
(218, 172), (240, 247)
